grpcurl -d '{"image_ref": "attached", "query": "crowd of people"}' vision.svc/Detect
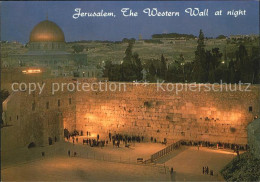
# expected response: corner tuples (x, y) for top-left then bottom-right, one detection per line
(180, 140), (248, 151)
(83, 138), (108, 147)
(65, 130), (248, 154)
(109, 132), (145, 147)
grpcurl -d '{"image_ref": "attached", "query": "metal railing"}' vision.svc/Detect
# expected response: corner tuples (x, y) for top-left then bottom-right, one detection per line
(150, 140), (181, 162)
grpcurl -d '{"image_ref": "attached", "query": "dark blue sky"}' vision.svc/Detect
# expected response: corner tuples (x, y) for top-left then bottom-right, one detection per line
(1, 1), (259, 43)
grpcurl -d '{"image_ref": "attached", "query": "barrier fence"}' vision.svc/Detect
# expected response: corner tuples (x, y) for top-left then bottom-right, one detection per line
(150, 140), (181, 162)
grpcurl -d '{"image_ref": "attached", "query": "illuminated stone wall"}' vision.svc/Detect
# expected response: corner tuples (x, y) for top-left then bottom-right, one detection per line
(1, 78), (76, 151)
(2, 79), (260, 152)
(76, 83), (260, 145)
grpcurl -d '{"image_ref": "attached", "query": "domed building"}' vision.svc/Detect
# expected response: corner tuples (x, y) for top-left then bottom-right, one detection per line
(22, 19), (74, 70)
(4, 18), (101, 78)
(28, 20), (66, 51)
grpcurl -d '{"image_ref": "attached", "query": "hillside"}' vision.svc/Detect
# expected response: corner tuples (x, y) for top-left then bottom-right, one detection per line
(221, 152), (260, 181)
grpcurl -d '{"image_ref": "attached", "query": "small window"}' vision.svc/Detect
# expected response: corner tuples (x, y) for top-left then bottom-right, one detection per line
(58, 99), (60, 107)
(249, 106), (253, 112)
(32, 102), (35, 111)
(46, 102), (49, 109)
(69, 98), (72, 105)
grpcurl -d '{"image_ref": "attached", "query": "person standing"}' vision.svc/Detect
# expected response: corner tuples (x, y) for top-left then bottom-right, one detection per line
(113, 139), (115, 147)
(68, 150), (70, 157)
(109, 132), (111, 142)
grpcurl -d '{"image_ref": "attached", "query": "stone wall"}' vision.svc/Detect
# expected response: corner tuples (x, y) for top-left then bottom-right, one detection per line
(2, 79), (260, 152)
(76, 83), (260, 145)
(1, 78), (76, 151)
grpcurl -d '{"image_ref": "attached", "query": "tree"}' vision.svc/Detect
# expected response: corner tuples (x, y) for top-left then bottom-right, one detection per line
(158, 54), (167, 80)
(103, 60), (113, 78)
(251, 46), (260, 84)
(192, 29), (206, 82)
(102, 40), (143, 82)
(216, 35), (227, 39)
(121, 41), (135, 81)
(147, 62), (157, 82)
(208, 48), (223, 83)
(235, 45), (253, 83)
(228, 59), (236, 83)
(102, 61), (121, 81)
(121, 41), (142, 81)
(132, 53), (143, 81)
(72, 45), (84, 53)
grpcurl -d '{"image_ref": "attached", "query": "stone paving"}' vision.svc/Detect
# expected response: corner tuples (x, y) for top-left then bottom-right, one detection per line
(1, 142), (235, 181)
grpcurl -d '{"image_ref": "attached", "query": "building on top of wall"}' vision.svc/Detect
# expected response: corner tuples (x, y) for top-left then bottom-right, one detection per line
(1, 18), (102, 91)
(5, 19), (72, 68)
(1, 19), (102, 91)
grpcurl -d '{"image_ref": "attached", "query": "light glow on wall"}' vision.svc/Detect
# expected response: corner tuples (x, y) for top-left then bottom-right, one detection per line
(22, 69), (42, 74)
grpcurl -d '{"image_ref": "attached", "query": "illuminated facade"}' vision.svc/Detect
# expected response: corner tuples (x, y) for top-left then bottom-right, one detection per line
(3, 19), (101, 78)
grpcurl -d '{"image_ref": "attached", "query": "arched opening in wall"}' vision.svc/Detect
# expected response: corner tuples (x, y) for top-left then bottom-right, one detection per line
(64, 128), (69, 139)
(164, 138), (167, 143)
(28, 142), (36, 149)
(48, 137), (53, 145)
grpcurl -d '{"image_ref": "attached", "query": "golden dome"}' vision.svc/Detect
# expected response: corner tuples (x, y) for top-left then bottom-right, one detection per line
(29, 20), (65, 42)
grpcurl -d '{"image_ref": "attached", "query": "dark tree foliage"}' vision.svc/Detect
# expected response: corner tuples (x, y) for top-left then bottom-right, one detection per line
(221, 152), (260, 181)
(251, 46), (260, 83)
(72, 45), (84, 53)
(192, 29), (206, 82)
(103, 29), (259, 84)
(103, 40), (142, 82)
(216, 35), (227, 39)
(103, 61), (121, 81)
(152, 33), (196, 39)
(157, 54), (168, 80)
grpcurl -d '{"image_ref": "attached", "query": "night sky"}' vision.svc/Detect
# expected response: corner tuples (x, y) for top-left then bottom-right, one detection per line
(1, 1), (259, 43)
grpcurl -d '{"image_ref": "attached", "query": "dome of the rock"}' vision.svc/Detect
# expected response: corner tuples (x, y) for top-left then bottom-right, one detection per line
(29, 20), (65, 42)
